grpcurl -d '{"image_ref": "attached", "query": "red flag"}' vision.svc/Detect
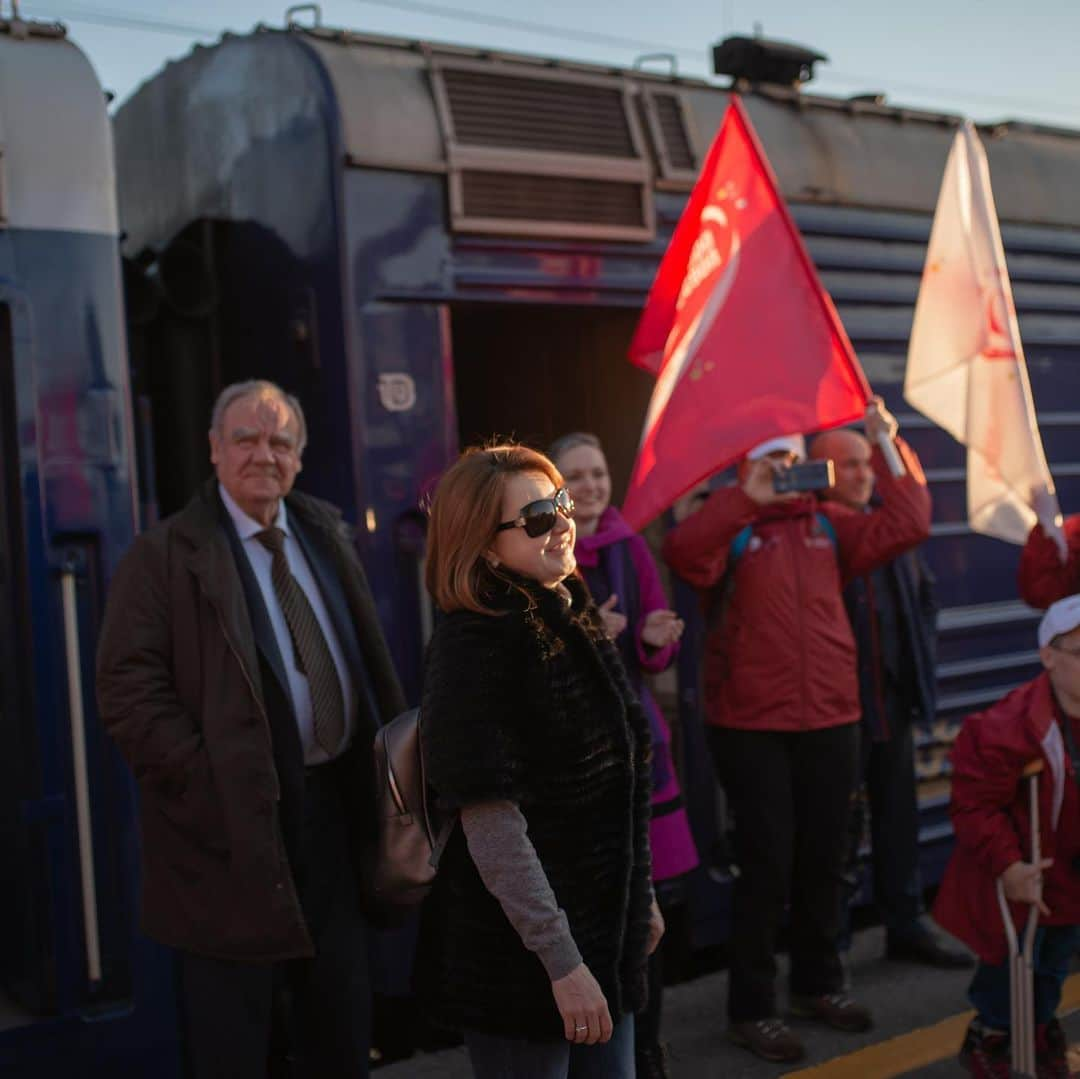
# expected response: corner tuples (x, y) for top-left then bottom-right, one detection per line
(622, 96), (871, 529)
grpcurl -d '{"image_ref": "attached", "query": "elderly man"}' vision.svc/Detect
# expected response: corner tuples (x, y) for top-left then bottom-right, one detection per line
(97, 380), (405, 1079)
(934, 595), (1080, 1078)
(810, 428), (969, 969)
(663, 399), (930, 1064)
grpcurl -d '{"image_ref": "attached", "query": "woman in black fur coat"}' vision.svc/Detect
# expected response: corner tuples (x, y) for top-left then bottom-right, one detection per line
(416, 443), (662, 1079)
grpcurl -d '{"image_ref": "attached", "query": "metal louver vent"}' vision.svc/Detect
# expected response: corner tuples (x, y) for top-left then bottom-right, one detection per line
(442, 68), (637, 158)
(432, 59), (655, 241)
(461, 171), (646, 228)
(652, 93), (696, 171)
(640, 89), (698, 185)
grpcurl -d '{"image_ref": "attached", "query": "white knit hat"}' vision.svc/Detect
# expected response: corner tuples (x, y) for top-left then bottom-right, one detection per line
(746, 434), (806, 462)
(1038, 595), (1080, 648)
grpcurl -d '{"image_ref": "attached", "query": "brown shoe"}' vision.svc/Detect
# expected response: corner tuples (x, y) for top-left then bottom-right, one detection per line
(728, 1018), (806, 1062)
(790, 992), (874, 1032)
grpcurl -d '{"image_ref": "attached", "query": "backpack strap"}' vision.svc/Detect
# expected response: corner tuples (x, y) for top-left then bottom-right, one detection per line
(814, 512), (837, 549)
(728, 525), (754, 567)
(730, 513), (835, 568)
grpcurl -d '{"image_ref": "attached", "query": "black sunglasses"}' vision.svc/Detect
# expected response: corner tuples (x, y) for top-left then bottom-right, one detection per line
(496, 487), (575, 539)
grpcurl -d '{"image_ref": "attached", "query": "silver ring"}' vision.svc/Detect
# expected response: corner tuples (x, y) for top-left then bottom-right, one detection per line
(575, 1025), (587, 1032)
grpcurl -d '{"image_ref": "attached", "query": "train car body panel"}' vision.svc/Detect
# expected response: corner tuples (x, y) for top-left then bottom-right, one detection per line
(0, 22), (178, 1079)
(113, 25), (1080, 961)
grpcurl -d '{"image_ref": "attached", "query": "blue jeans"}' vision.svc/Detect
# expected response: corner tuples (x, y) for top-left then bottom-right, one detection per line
(465, 1016), (635, 1079)
(968, 926), (1080, 1031)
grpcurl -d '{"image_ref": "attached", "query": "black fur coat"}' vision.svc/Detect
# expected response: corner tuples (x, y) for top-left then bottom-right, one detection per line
(415, 570), (654, 1040)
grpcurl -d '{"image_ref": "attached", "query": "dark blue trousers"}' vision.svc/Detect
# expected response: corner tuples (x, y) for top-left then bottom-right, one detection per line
(969, 926), (1080, 1031)
(176, 762), (371, 1079)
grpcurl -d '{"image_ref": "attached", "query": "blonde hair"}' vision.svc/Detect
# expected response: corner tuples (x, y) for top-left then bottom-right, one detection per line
(426, 443), (563, 614)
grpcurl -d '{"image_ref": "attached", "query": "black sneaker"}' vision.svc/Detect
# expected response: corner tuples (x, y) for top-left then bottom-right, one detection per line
(790, 992), (874, 1032)
(958, 1019), (1010, 1078)
(886, 924), (973, 969)
(728, 1018), (806, 1062)
(1037, 1017), (1068, 1079)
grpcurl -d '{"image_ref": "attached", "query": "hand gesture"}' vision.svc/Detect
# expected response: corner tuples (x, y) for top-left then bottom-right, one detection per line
(598, 594), (628, 640)
(641, 609), (684, 649)
(551, 962), (613, 1045)
(741, 457), (799, 507)
(1001, 858), (1053, 916)
(864, 395), (899, 443)
(646, 898), (666, 956)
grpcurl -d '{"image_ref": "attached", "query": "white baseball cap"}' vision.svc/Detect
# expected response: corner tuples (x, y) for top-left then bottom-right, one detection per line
(1038, 595), (1080, 648)
(747, 434), (806, 462)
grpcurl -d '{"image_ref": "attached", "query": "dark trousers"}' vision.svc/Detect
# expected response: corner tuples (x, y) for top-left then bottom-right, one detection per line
(969, 926), (1080, 1031)
(864, 718), (923, 932)
(176, 763), (371, 1079)
(709, 723), (859, 1021)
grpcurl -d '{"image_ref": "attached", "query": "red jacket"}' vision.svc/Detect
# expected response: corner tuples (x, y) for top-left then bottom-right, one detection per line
(1018, 516), (1080, 610)
(662, 439), (931, 732)
(933, 673), (1080, 965)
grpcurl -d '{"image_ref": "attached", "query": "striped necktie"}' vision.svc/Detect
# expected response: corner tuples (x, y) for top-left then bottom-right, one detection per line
(255, 526), (345, 755)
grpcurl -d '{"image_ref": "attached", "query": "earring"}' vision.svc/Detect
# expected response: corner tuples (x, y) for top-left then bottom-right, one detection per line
(487, 555), (500, 568)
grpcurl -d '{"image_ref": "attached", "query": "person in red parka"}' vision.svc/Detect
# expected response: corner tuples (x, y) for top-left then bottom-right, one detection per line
(933, 595), (1080, 1079)
(663, 398), (931, 1064)
(1019, 516), (1080, 610)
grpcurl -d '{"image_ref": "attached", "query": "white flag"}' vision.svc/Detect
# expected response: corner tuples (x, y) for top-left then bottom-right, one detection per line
(904, 121), (1065, 557)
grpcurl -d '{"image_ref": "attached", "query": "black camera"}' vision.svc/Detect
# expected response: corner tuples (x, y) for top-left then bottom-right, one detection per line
(772, 459), (835, 494)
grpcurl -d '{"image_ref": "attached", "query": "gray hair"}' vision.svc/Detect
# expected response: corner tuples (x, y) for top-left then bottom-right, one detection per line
(547, 431), (602, 465)
(209, 379), (308, 454)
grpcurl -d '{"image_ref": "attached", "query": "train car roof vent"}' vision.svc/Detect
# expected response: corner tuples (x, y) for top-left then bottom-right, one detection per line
(711, 35), (826, 89)
(639, 89), (697, 184)
(432, 59), (654, 241)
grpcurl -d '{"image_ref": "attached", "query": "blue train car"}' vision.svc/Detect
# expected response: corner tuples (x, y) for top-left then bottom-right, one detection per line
(113, 19), (1080, 959)
(0, 16), (179, 1079)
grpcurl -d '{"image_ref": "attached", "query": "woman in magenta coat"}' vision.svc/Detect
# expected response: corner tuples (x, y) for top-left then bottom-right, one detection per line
(550, 432), (698, 1079)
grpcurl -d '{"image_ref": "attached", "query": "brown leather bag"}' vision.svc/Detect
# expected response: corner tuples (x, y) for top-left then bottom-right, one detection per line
(372, 708), (454, 908)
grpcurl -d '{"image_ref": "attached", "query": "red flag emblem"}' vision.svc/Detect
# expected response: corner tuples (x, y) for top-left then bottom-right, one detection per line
(622, 97), (870, 529)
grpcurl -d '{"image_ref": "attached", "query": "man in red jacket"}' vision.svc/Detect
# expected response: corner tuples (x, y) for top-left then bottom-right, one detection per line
(663, 399), (931, 1064)
(933, 595), (1080, 1079)
(1019, 517), (1080, 610)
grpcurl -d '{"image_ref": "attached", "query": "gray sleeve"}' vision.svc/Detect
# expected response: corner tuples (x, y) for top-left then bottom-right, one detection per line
(460, 801), (583, 982)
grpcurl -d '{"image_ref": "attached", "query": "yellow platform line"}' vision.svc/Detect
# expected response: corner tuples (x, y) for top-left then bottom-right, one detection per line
(784, 972), (1080, 1078)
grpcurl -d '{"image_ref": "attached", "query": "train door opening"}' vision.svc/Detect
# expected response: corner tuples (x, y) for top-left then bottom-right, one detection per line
(0, 305), (45, 1031)
(447, 301), (720, 954)
(448, 304), (654, 500)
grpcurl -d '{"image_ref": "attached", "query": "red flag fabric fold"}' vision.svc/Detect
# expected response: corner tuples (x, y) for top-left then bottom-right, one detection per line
(622, 96), (870, 530)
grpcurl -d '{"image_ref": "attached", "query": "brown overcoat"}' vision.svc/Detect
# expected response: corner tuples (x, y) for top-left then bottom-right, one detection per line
(96, 480), (406, 961)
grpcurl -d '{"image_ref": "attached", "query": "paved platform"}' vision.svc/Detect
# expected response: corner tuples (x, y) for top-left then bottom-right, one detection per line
(377, 926), (1079, 1077)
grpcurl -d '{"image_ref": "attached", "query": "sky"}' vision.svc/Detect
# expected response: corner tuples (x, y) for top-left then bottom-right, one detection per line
(18, 0), (1080, 129)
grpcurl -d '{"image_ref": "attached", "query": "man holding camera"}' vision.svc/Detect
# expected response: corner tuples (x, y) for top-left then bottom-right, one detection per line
(663, 398), (930, 1064)
(809, 427), (970, 970)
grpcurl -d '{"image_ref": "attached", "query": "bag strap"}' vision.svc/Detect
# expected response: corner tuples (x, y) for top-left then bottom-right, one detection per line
(428, 817), (457, 870)
(417, 707), (458, 870)
(814, 511), (838, 548)
(728, 525), (753, 566)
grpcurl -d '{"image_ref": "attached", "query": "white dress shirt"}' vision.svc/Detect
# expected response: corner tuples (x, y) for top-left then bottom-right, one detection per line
(220, 484), (356, 765)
